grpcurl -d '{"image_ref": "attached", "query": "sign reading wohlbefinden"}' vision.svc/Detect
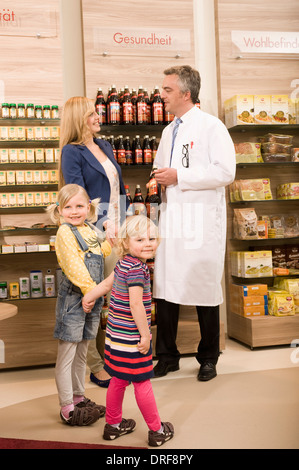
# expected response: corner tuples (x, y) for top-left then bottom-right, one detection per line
(232, 31), (299, 54)
(93, 27), (191, 56)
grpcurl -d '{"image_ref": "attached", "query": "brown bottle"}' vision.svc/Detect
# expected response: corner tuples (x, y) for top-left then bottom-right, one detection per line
(152, 86), (163, 124)
(143, 135), (152, 165)
(109, 84), (120, 124)
(124, 136), (133, 165)
(109, 135), (117, 160)
(125, 184), (133, 216)
(136, 86), (147, 125)
(150, 136), (157, 163)
(148, 168), (161, 223)
(134, 135), (143, 165)
(117, 135), (126, 165)
(122, 86), (133, 124)
(133, 184), (146, 215)
(143, 88), (151, 124)
(131, 88), (137, 125)
(95, 88), (106, 125)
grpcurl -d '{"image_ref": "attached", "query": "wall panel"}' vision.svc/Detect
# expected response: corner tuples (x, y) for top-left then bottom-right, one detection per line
(0, 0), (63, 105)
(82, 0), (195, 100)
(216, 0), (299, 119)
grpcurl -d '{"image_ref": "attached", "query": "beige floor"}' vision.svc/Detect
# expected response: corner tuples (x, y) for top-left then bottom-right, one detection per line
(0, 338), (298, 449)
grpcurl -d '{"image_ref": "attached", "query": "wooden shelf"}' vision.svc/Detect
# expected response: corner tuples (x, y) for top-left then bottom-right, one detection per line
(225, 124), (299, 348)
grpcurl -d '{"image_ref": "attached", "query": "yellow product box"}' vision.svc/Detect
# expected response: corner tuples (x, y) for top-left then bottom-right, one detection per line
(34, 127), (43, 140)
(230, 251), (242, 277)
(25, 192), (35, 206)
(51, 126), (60, 140)
(16, 171), (25, 185)
(288, 98), (297, 124)
(41, 170), (50, 183)
(26, 127), (35, 140)
(50, 191), (58, 203)
(45, 148), (54, 163)
(271, 95), (289, 124)
(0, 127), (9, 140)
(8, 127), (17, 140)
(42, 192), (51, 205)
(241, 251), (260, 278)
(24, 170), (33, 185)
(9, 282), (19, 299)
(26, 149), (35, 163)
(33, 170), (42, 184)
(17, 127), (26, 140)
(0, 193), (9, 207)
(254, 95), (272, 124)
(0, 171), (6, 185)
(54, 148), (60, 162)
(14, 244), (26, 253)
(8, 193), (17, 206)
(34, 192), (42, 206)
(35, 148), (44, 162)
(8, 149), (18, 163)
(232, 95), (254, 125)
(0, 149), (9, 163)
(42, 127), (51, 140)
(16, 193), (25, 206)
(6, 171), (15, 185)
(258, 250), (273, 277)
(49, 170), (58, 183)
(18, 148), (26, 163)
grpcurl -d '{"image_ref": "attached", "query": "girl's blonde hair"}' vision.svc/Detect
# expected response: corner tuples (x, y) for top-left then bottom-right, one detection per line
(46, 184), (99, 225)
(58, 96), (96, 188)
(116, 215), (160, 258)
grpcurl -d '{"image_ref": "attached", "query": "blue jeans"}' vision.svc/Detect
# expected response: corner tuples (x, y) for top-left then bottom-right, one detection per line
(54, 252), (104, 342)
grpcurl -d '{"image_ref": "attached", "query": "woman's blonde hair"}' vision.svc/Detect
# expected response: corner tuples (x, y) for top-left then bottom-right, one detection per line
(116, 215), (160, 258)
(58, 96), (96, 188)
(46, 184), (99, 225)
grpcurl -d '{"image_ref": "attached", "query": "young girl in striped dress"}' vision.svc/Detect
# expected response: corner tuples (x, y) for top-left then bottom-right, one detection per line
(82, 215), (174, 447)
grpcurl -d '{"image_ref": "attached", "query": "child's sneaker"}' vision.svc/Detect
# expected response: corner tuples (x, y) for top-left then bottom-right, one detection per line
(103, 418), (136, 440)
(148, 422), (174, 447)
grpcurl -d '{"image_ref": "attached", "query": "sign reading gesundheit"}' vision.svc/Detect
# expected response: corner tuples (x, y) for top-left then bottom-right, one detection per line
(232, 31), (299, 54)
(93, 27), (191, 55)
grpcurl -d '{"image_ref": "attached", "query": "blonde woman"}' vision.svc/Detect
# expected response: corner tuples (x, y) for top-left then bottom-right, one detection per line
(82, 216), (174, 447)
(47, 184), (112, 426)
(59, 96), (129, 387)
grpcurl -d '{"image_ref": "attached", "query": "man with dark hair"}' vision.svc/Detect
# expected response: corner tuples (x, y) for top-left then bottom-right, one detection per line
(153, 65), (236, 381)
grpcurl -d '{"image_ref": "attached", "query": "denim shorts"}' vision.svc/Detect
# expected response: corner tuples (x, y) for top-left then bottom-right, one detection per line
(54, 252), (104, 343)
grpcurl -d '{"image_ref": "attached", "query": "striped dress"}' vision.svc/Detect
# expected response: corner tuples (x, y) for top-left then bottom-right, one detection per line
(104, 254), (154, 382)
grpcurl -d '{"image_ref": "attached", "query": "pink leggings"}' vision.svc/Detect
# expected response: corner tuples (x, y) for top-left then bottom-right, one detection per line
(106, 376), (161, 432)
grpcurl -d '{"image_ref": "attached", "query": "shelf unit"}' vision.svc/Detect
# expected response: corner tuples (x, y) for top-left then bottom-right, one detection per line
(0, 118), (60, 369)
(225, 124), (299, 348)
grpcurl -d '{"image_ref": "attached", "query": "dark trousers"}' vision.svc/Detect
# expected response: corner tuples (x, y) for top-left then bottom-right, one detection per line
(155, 299), (220, 365)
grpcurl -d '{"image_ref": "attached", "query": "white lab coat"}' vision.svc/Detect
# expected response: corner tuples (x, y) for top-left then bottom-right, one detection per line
(153, 106), (236, 306)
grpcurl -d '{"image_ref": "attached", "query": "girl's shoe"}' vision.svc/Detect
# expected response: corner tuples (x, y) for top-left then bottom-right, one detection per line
(148, 422), (174, 447)
(103, 418), (136, 440)
(75, 396), (106, 417)
(60, 406), (101, 426)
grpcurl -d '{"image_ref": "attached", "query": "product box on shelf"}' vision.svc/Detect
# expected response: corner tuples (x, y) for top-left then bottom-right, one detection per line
(271, 95), (289, 124)
(230, 251), (273, 278)
(268, 288), (295, 316)
(230, 283), (268, 297)
(230, 95), (255, 126)
(254, 95), (272, 124)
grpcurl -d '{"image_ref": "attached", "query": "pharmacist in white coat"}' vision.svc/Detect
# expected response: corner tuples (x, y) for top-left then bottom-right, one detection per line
(153, 65), (236, 381)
